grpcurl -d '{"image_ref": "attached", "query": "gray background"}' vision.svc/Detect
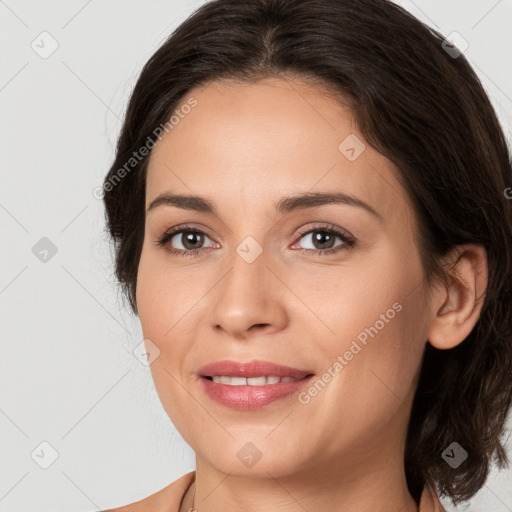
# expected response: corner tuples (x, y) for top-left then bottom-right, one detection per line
(0, 0), (511, 510)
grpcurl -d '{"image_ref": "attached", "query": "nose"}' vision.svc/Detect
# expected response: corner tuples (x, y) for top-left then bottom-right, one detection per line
(208, 245), (288, 340)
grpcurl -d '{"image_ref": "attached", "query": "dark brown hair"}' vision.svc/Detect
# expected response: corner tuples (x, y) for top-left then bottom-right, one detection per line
(102, 0), (512, 506)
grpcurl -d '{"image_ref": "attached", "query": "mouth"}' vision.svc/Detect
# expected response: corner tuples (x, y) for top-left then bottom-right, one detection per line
(204, 375), (304, 385)
(197, 360), (315, 410)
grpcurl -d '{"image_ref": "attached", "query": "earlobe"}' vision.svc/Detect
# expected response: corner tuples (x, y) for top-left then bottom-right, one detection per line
(428, 244), (488, 350)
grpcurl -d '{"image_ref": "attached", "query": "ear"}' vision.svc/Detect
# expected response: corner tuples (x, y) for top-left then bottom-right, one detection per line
(428, 244), (488, 350)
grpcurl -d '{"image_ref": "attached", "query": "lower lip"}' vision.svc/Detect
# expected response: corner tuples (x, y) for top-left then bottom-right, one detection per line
(199, 376), (314, 410)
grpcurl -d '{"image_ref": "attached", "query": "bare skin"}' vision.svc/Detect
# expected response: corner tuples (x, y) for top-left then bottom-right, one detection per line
(119, 76), (487, 512)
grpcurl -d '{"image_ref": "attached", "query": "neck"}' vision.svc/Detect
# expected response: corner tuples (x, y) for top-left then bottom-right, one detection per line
(181, 450), (418, 512)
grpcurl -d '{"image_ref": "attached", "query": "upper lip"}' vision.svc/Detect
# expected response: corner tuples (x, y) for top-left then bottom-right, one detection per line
(198, 360), (314, 379)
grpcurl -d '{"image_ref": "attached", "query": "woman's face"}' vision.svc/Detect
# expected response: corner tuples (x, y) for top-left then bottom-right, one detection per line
(136, 77), (433, 479)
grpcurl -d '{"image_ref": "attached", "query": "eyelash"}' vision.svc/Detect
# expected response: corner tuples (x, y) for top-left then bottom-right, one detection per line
(155, 223), (356, 258)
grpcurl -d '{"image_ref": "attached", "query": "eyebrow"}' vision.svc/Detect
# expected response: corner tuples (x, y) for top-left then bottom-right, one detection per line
(146, 191), (383, 222)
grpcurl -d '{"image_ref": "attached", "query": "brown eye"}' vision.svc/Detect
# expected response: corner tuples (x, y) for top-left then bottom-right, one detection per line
(292, 224), (356, 256)
(177, 231), (205, 250)
(156, 225), (218, 258)
(309, 230), (337, 250)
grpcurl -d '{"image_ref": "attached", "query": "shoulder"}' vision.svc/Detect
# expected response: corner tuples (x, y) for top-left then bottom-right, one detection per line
(102, 471), (196, 512)
(419, 484), (446, 512)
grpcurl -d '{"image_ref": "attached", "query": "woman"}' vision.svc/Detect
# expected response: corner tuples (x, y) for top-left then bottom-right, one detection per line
(101, 0), (512, 510)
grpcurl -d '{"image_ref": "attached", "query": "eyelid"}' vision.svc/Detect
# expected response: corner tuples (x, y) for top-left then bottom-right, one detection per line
(293, 222), (355, 243)
(157, 223), (215, 241)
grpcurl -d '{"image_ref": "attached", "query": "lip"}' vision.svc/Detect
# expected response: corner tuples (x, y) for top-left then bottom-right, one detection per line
(198, 359), (314, 410)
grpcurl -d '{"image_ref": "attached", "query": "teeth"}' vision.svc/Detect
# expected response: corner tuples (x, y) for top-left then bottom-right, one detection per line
(210, 375), (301, 386)
(229, 377), (246, 386)
(247, 376), (267, 386)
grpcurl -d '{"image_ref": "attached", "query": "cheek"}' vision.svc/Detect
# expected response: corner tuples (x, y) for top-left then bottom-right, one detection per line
(306, 297), (427, 459)
(311, 251), (414, 346)
(136, 249), (188, 339)
(136, 258), (194, 432)
(136, 251), (198, 396)
(136, 265), (165, 339)
(316, 244), (427, 398)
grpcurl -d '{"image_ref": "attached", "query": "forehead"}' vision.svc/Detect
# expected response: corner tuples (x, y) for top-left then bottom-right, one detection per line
(145, 77), (412, 224)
